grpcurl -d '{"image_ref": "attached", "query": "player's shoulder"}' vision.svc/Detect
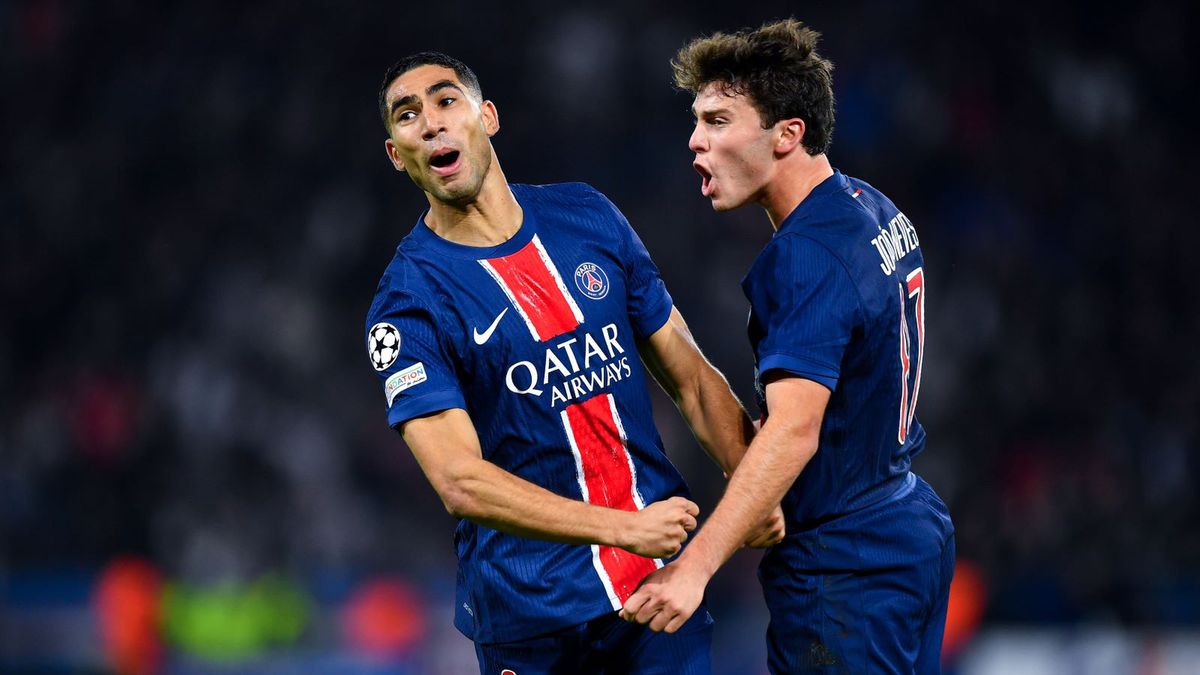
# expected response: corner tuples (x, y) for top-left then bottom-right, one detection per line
(512, 181), (608, 206)
(512, 181), (624, 221)
(513, 182), (631, 243)
(842, 175), (902, 220)
(760, 230), (843, 277)
(806, 174), (894, 227)
(783, 173), (898, 254)
(365, 244), (437, 325)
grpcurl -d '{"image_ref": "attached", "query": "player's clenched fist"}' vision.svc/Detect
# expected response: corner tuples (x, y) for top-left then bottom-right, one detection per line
(618, 496), (699, 558)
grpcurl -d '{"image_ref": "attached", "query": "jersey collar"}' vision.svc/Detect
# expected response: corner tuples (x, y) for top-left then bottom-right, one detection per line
(408, 185), (538, 259)
(775, 169), (849, 235)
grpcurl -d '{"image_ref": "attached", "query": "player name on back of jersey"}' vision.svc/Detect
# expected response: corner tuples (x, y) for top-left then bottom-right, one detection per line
(869, 211), (920, 276)
(504, 322), (633, 408)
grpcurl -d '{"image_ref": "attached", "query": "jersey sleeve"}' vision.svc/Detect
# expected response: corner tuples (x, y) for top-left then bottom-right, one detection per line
(365, 287), (466, 428)
(750, 235), (861, 391)
(595, 193), (674, 339)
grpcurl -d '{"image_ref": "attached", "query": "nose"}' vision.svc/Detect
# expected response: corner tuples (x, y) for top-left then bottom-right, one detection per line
(420, 108), (446, 141)
(688, 124), (707, 153)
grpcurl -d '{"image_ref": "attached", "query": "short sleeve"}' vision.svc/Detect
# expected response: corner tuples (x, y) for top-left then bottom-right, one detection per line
(365, 289), (466, 428)
(747, 235), (861, 391)
(596, 194), (673, 338)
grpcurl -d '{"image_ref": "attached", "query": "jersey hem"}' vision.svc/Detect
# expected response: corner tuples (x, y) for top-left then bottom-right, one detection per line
(456, 599), (623, 645)
(758, 352), (839, 391)
(387, 390), (468, 428)
(632, 292), (674, 339)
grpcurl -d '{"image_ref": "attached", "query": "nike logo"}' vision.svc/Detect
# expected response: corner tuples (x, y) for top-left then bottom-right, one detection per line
(473, 308), (508, 345)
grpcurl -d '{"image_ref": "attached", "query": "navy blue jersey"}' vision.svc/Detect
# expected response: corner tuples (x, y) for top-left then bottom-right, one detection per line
(365, 183), (688, 644)
(743, 170), (927, 531)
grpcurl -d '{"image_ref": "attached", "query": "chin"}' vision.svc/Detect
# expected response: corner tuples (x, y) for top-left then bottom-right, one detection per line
(431, 175), (484, 206)
(709, 194), (747, 212)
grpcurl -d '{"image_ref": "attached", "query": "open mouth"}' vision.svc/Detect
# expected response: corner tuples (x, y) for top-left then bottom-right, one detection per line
(429, 149), (461, 174)
(694, 162), (714, 197)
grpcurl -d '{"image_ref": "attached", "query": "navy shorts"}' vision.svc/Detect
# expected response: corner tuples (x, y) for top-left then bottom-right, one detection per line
(473, 605), (713, 675)
(757, 473), (955, 674)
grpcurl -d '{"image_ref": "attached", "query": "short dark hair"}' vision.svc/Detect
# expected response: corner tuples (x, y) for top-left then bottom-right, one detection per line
(672, 18), (835, 155)
(377, 51), (482, 132)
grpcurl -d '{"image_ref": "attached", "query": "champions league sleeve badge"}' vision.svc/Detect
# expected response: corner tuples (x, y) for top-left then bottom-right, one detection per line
(573, 262), (610, 300)
(367, 322), (401, 371)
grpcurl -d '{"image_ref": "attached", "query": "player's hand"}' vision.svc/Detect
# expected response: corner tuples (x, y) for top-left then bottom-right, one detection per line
(744, 505), (785, 548)
(619, 561), (708, 633)
(620, 496), (699, 558)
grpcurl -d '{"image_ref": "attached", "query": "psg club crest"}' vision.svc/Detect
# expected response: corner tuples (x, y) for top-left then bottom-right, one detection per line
(574, 262), (609, 300)
(367, 322), (401, 371)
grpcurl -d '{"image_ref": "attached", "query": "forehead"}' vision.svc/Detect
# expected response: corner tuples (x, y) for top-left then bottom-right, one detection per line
(692, 82), (759, 115)
(385, 64), (464, 106)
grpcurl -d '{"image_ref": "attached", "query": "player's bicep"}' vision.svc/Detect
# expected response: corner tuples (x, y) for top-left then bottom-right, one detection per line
(400, 408), (483, 496)
(762, 376), (830, 440)
(638, 306), (706, 402)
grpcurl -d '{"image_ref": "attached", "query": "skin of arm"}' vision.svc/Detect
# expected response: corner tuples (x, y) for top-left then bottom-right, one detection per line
(401, 407), (699, 559)
(620, 375), (831, 632)
(639, 307), (786, 548)
(638, 307), (756, 475)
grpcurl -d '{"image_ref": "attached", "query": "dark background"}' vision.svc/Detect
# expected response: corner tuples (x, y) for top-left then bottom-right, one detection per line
(2, 0), (1197, 672)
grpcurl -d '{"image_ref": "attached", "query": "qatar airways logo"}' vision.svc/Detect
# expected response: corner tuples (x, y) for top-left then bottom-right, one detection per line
(505, 322), (632, 407)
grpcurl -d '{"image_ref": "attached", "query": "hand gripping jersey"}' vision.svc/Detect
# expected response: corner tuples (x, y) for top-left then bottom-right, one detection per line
(365, 183), (689, 644)
(743, 170), (929, 532)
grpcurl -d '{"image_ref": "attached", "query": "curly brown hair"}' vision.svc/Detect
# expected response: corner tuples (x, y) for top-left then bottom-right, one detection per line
(672, 18), (835, 155)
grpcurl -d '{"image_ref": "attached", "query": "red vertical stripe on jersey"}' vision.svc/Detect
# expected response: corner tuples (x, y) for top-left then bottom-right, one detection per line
(486, 240), (580, 341)
(564, 394), (657, 604)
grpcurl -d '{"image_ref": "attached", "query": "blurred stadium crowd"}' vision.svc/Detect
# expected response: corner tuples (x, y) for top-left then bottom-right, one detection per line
(2, 0), (1197, 672)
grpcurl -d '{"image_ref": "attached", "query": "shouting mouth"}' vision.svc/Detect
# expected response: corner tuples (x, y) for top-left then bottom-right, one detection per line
(429, 148), (462, 176)
(694, 162), (714, 197)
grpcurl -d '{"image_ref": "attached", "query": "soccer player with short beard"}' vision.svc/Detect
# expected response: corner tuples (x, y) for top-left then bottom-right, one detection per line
(364, 52), (783, 674)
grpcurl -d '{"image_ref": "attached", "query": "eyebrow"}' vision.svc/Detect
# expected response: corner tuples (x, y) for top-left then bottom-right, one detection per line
(390, 80), (467, 117)
(692, 106), (732, 118)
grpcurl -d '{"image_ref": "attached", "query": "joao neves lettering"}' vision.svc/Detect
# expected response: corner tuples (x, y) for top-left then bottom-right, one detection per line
(869, 212), (920, 275)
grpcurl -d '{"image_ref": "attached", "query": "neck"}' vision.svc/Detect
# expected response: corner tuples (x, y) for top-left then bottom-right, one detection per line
(759, 152), (834, 230)
(424, 157), (523, 246)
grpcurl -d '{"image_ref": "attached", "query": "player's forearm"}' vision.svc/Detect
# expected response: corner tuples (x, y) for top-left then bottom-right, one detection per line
(439, 456), (630, 547)
(680, 417), (817, 576)
(676, 365), (755, 476)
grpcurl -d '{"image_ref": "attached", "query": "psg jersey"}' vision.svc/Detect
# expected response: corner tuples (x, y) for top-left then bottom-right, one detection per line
(743, 170), (928, 532)
(365, 182), (688, 643)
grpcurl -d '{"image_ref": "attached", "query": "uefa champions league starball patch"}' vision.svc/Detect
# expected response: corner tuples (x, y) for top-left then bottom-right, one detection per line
(573, 262), (609, 300)
(367, 322), (401, 371)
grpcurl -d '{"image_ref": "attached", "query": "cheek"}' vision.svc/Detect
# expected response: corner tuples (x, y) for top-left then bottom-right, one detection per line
(391, 144), (419, 170)
(724, 147), (761, 185)
(469, 133), (492, 172)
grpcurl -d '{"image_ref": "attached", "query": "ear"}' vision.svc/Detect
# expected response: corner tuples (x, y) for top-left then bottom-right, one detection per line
(775, 118), (806, 156)
(481, 99), (500, 137)
(384, 138), (407, 173)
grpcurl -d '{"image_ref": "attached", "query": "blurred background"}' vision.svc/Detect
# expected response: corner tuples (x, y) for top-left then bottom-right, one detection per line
(2, 0), (1197, 673)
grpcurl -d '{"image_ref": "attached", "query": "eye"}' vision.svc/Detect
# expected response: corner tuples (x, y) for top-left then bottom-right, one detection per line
(397, 110), (416, 122)
(439, 96), (456, 107)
